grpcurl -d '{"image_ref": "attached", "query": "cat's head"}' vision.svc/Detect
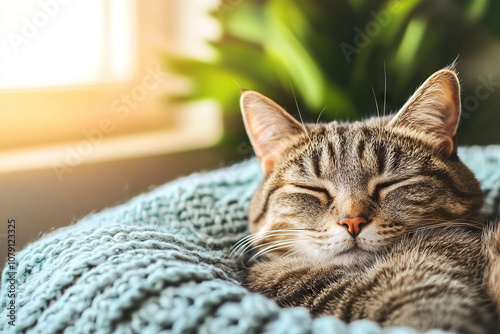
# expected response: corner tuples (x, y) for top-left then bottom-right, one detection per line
(240, 68), (484, 265)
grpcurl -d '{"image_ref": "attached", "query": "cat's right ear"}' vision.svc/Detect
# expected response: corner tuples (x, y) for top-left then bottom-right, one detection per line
(240, 90), (303, 175)
(386, 69), (461, 157)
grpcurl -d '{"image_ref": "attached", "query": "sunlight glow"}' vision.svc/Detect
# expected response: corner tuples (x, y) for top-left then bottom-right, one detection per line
(109, 0), (136, 81)
(0, 0), (136, 89)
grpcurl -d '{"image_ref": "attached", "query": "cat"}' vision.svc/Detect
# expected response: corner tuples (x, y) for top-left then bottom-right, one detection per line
(238, 67), (500, 333)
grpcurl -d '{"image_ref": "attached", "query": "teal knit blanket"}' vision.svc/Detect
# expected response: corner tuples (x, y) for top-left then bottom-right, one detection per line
(1, 146), (499, 334)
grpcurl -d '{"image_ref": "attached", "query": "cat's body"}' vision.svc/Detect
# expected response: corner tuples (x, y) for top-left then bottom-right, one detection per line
(238, 68), (500, 333)
(248, 228), (497, 333)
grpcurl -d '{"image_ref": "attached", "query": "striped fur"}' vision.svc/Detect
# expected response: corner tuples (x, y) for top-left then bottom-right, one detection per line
(239, 68), (500, 333)
(484, 224), (500, 316)
(247, 228), (498, 333)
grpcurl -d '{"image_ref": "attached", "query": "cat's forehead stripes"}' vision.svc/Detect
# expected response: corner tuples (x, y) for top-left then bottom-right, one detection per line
(279, 124), (404, 181)
(311, 149), (322, 178)
(356, 137), (366, 160)
(376, 145), (386, 175)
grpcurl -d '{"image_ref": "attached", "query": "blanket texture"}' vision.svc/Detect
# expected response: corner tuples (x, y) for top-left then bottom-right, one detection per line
(1, 146), (500, 334)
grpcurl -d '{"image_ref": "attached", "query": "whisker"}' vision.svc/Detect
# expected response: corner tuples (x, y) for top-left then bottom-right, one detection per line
(383, 61), (387, 119)
(289, 81), (312, 145)
(231, 228), (304, 245)
(234, 233), (303, 256)
(229, 236), (294, 258)
(313, 106), (327, 147)
(282, 248), (306, 259)
(228, 229), (304, 258)
(249, 239), (297, 253)
(371, 85), (381, 119)
(231, 231), (299, 247)
(371, 85), (384, 145)
(380, 62), (387, 145)
(315, 106), (327, 131)
(249, 240), (298, 262)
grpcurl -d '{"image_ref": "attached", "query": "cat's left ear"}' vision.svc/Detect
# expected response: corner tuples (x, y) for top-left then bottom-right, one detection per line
(387, 68), (461, 157)
(240, 90), (304, 175)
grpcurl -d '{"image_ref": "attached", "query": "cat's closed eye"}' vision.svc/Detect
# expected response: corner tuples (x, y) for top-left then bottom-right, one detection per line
(370, 176), (416, 202)
(290, 184), (333, 205)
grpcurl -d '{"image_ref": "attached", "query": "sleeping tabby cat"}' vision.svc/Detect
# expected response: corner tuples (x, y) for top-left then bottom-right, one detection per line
(239, 67), (500, 333)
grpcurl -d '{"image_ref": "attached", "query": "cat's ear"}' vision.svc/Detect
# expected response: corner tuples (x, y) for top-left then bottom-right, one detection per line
(240, 90), (304, 175)
(387, 69), (461, 157)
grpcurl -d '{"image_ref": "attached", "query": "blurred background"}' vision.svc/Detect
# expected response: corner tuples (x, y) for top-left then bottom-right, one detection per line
(1, 0), (500, 265)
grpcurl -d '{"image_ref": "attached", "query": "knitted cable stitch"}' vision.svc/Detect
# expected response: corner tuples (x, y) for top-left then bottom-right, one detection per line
(1, 146), (499, 334)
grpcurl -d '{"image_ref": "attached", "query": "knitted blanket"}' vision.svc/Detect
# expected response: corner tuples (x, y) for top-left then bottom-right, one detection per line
(1, 146), (499, 334)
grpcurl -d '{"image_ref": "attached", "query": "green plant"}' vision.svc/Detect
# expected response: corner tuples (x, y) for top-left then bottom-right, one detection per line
(166, 0), (500, 145)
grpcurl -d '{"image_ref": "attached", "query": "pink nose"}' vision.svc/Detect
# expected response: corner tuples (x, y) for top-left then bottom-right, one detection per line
(339, 216), (368, 237)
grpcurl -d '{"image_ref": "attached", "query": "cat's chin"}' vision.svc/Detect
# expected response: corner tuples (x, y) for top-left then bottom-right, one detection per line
(329, 248), (375, 266)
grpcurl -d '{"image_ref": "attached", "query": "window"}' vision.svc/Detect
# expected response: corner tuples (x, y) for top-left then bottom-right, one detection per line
(0, 0), (222, 173)
(0, 0), (136, 89)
